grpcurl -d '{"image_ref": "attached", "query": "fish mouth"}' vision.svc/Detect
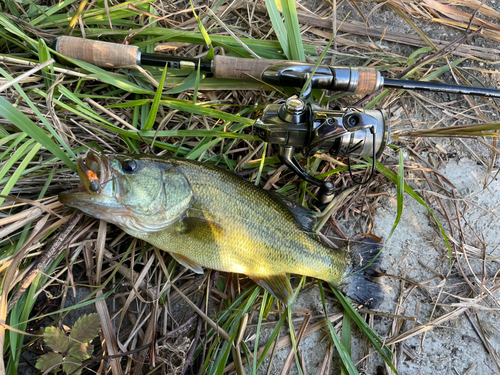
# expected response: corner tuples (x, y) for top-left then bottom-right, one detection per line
(59, 152), (127, 216)
(77, 151), (108, 193)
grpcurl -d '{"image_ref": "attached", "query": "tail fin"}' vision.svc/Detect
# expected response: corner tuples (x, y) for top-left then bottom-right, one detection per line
(342, 237), (384, 309)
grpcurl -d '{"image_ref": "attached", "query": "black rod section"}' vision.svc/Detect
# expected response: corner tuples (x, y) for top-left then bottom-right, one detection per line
(383, 78), (500, 98)
(140, 53), (213, 72)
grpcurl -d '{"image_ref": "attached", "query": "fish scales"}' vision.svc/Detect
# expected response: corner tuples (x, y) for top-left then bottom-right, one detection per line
(137, 157), (347, 282)
(59, 153), (384, 307)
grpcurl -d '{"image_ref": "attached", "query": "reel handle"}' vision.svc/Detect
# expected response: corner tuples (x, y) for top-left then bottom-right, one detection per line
(278, 146), (335, 204)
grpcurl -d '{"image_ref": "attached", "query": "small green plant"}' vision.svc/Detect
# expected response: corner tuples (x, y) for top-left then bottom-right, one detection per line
(36, 313), (101, 375)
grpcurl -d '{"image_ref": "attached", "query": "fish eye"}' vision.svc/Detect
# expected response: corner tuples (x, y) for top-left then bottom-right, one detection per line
(122, 159), (137, 173)
(89, 181), (100, 192)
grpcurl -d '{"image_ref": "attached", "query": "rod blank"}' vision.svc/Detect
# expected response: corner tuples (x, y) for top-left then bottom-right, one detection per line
(383, 78), (500, 98)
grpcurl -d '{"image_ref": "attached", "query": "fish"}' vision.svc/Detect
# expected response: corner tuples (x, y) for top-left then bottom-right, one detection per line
(59, 152), (384, 308)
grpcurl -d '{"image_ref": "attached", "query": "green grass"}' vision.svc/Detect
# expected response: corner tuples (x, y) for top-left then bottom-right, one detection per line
(0, 0), (498, 374)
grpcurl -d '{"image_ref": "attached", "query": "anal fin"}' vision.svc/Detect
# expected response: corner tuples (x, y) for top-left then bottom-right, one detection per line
(170, 253), (204, 274)
(249, 274), (293, 305)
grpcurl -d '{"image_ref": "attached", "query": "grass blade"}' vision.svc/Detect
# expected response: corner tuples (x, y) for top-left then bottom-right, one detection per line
(286, 304), (303, 375)
(143, 63), (168, 130)
(159, 100), (255, 125)
(300, 20), (339, 97)
(0, 97), (76, 171)
(252, 291), (268, 375)
(393, 149), (404, 239)
(281, 0), (305, 61)
(0, 67), (77, 161)
(190, 0), (214, 59)
(358, 149), (405, 270)
(397, 122), (500, 138)
(213, 288), (260, 374)
(329, 287), (397, 373)
(164, 71), (199, 95)
(0, 142), (42, 206)
(52, 53), (153, 94)
(340, 311), (352, 375)
(374, 158), (451, 261)
(264, 0), (290, 59)
(318, 282), (359, 375)
(30, 0), (79, 26)
(254, 143), (268, 186)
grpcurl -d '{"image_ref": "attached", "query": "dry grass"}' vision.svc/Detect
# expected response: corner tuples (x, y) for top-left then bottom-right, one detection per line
(1, 0), (500, 374)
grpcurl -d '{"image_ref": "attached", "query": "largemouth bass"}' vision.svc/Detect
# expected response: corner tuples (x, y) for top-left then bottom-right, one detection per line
(59, 152), (384, 308)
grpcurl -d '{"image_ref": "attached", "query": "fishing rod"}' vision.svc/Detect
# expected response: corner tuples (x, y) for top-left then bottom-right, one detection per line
(53, 36), (500, 204)
(54, 36), (500, 98)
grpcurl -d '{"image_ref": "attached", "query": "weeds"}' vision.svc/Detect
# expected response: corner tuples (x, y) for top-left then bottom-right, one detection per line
(1, 0), (499, 374)
(36, 314), (101, 375)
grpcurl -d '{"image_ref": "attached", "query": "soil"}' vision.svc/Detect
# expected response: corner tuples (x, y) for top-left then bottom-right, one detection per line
(252, 147), (500, 375)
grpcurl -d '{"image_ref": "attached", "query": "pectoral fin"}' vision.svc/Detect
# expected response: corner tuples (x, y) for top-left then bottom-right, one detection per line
(175, 217), (226, 239)
(250, 274), (293, 305)
(170, 253), (204, 274)
(167, 217), (224, 274)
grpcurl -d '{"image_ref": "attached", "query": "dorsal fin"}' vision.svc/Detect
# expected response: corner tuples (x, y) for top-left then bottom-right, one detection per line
(270, 191), (318, 233)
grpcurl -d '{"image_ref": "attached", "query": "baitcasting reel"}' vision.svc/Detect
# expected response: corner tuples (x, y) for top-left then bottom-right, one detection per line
(254, 97), (390, 204)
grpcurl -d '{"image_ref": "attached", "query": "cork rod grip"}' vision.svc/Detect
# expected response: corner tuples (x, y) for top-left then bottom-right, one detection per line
(55, 36), (139, 68)
(354, 68), (380, 95)
(213, 55), (288, 80)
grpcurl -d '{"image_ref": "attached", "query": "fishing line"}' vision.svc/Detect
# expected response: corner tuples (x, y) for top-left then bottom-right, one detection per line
(90, 175), (118, 192)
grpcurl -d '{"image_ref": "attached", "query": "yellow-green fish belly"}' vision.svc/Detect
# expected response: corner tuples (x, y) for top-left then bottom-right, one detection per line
(137, 218), (347, 285)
